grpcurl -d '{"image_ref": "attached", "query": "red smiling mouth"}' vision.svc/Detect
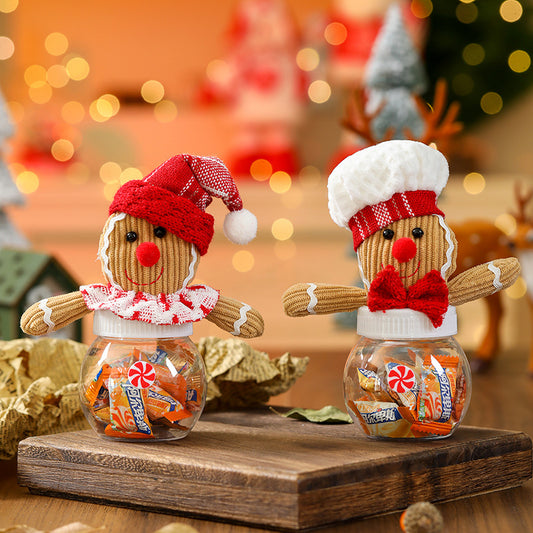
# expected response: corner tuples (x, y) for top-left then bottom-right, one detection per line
(124, 266), (164, 286)
(381, 261), (421, 279)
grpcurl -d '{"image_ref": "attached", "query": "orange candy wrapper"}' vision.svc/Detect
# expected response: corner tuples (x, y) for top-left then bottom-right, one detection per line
(146, 384), (191, 423)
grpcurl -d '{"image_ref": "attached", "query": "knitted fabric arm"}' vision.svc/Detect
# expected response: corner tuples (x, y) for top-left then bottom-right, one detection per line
(20, 291), (91, 336)
(283, 283), (368, 317)
(205, 295), (264, 338)
(448, 257), (520, 306)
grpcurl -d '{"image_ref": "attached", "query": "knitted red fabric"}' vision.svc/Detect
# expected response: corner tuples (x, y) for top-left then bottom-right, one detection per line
(367, 265), (449, 328)
(110, 180), (214, 255)
(348, 190), (444, 250)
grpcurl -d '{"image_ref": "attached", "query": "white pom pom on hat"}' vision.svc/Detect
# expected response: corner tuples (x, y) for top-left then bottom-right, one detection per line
(327, 140), (449, 249)
(223, 208), (257, 245)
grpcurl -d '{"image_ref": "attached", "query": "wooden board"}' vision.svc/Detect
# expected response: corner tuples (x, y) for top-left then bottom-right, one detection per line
(17, 409), (532, 531)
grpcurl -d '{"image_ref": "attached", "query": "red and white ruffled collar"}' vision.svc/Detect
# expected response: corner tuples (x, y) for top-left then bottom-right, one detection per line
(80, 283), (219, 326)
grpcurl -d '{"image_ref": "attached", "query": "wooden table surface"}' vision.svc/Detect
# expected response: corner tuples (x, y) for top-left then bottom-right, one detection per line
(1, 345), (533, 533)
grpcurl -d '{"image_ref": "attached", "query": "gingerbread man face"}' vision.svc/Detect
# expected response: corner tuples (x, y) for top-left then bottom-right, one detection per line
(358, 215), (458, 289)
(98, 213), (198, 296)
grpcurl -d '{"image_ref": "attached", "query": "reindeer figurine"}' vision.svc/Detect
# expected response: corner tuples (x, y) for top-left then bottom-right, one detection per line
(21, 154), (264, 339)
(283, 141), (520, 347)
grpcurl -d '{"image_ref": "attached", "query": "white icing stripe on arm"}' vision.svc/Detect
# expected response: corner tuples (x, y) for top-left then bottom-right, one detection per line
(487, 261), (503, 291)
(181, 245), (198, 288)
(436, 215), (454, 279)
(306, 283), (318, 314)
(38, 299), (55, 334)
(232, 304), (252, 335)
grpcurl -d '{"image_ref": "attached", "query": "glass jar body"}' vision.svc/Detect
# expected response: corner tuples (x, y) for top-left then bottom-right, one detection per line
(344, 335), (471, 440)
(79, 335), (206, 441)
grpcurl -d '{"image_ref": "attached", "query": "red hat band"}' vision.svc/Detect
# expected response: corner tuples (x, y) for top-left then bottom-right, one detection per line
(348, 190), (444, 251)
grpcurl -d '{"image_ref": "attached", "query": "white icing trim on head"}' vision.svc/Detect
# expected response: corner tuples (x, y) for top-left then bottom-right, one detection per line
(306, 283), (318, 314)
(232, 303), (251, 335)
(99, 212), (127, 288)
(436, 215), (454, 279)
(181, 245), (198, 288)
(356, 249), (371, 290)
(38, 299), (55, 333)
(487, 261), (503, 291)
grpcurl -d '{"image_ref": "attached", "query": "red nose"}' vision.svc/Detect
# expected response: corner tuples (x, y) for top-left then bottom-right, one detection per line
(392, 237), (417, 263)
(136, 242), (160, 267)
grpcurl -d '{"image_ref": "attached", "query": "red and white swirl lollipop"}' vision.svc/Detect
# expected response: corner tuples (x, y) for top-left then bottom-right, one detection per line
(387, 364), (416, 394)
(128, 360), (156, 389)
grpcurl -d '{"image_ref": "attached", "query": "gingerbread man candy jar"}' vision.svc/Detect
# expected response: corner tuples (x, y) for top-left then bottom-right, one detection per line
(21, 154), (264, 441)
(283, 140), (520, 439)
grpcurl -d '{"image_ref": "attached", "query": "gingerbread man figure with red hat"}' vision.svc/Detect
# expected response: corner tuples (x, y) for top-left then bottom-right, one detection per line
(21, 154), (264, 339)
(283, 140), (520, 330)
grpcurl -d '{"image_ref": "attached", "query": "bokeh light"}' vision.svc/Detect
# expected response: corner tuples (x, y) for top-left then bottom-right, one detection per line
(51, 139), (74, 162)
(0, 37), (14, 60)
(494, 213), (517, 236)
(508, 50), (531, 73)
(296, 48), (320, 72)
(269, 171), (292, 194)
(154, 100), (177, 122)
(462, 43), (485, 66)
(45, 32), (68, 56)
(250, 158), (272, 181)
(47, 64), (69, 88)
(452, 73), (474, 96)
(28, 82), (52, 104)
(24, 64), (46, 87)
(232, 250), (255, 273)
(271, 218), (294, 241)
(97, 94), (120, 117)
(456, 2), (478, 23)
(506, 276), (527, 299)
(463, 172), (486, 195)
(141, 80), (164, 103)
(324, 22), (347, 46)
(65, 56), (89, 81)
(500, 0), (523, 22)
(410, 0), (433, 19)
(480, 92), (503, 115)
(206, 59), (231, 84)
(299, 165), (322, 188)
(104, 182), (120, 202)
(0, 0), (17, 12)
(308, 80), (331, 104)
(100, 161), (122, 183)
(120, 167), (143, 184)
(16, 170), (39, 194)
(61, 101), (85, 124)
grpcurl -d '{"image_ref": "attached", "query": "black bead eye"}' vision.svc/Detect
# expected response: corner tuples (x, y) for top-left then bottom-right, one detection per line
(412, 227), (424, 239)
(383, 229), (395, 240)
(126, 231), (138, 242)
(153, 226), (167, 238)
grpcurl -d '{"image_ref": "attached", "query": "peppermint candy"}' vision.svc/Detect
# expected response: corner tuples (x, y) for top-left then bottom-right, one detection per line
(386, 363), (416, 394)
(128, 361), (156, 389)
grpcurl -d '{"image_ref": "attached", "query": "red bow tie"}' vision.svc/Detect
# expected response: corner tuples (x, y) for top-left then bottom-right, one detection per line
(367, 265), (449, 328)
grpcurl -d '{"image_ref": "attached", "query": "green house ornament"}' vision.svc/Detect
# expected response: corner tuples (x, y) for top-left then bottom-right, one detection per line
(0, 249), (81, 341)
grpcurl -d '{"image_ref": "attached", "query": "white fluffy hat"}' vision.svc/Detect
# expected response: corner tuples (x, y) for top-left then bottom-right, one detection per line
(327, 140), (449, 248)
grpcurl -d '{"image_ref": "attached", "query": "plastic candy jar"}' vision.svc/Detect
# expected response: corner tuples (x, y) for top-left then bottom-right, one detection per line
(344, 306), (471, 440)
(79, 311), (206, 441)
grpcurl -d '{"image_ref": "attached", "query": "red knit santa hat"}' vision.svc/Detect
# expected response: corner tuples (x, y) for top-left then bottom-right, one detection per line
(109, 154), (257, 255)
(328, 141), (449, 250)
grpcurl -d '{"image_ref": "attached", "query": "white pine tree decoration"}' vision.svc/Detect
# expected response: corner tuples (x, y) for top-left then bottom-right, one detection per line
(364, 3), (427, 141)
(0, 90), (28, 249)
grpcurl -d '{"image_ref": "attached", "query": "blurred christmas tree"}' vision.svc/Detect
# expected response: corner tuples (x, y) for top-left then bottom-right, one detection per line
(365, 3), (427, 140)
(425, 0), (533, 127)
(0, 90), (28, 249)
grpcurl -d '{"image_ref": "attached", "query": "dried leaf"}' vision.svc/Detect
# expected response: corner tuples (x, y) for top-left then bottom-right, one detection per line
(273, 405), (353, 424)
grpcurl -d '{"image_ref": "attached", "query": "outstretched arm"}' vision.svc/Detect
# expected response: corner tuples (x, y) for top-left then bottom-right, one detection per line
(283, 283), (368, 317)
(448, 257), (520, 306)
(20, 291), (92, 336)
(206, 295), (264, 338)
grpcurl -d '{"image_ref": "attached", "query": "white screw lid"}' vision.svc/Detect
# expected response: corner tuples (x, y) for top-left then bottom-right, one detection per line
(356, 306), (457, 340)
(93, 310), (193, 339)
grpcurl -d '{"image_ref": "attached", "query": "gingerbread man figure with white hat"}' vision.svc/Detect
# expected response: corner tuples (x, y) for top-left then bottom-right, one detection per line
(22, 154), (264, 339)
(283, 140), (520, 328)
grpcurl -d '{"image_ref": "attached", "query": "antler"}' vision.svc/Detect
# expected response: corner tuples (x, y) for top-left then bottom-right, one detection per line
(512, 181), (533, 223)
(405, 79), (463, 146)
(342, 87), (393, 146)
